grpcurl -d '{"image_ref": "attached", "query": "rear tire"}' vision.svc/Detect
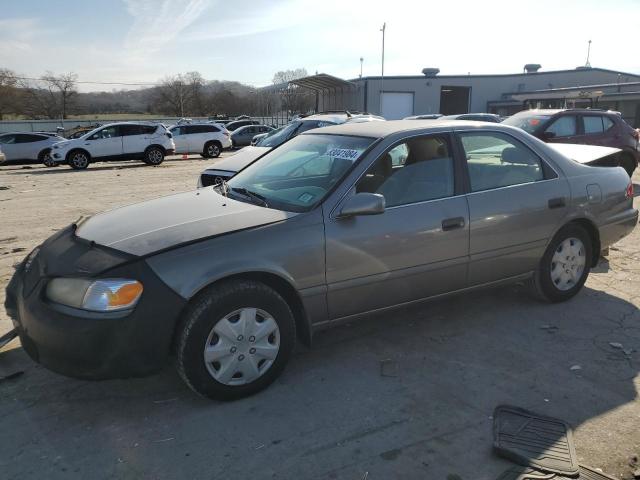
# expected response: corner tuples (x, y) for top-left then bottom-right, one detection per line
(530, 224), (592, 302)
(176, 280), (296, 400)
(67, 150), (90, 170)
(203, 141), (222, 159)
(39, 149), (57, 167)
(144, 146), (164, 165)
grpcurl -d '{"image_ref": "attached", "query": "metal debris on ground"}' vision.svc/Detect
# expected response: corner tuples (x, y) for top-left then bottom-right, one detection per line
(379, 359), (398, 377)
(0, 371), (24, 383)
(0, 328), (18, 349)
(609, 342), (623, 349)
(570, 365), (582, 371)
(540, 325), (559, 333)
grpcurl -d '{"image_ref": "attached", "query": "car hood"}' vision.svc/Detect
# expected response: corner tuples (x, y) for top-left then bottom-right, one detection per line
(52, 139), (75, 148)
(547, 143), (622, 164)
(76, 187), (294, 256)
(203, 146), (271, 174)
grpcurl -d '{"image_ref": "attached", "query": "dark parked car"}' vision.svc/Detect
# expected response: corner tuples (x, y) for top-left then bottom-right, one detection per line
(440, 113), (501, 122)
(404, 114), (443, 120)
(503, 109), (639, 176)
(6, 120), (637, 400)
(225, 119), (260, 132)
(231, 125), (274, 147)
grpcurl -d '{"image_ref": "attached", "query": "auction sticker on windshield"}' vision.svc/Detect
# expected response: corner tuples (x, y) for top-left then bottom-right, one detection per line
(327, 148), (362, 160)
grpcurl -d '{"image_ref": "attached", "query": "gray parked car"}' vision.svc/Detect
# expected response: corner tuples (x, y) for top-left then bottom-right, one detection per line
(231, 125), (274, 148)
(5, 121), (637, 400)
(0, 132), (66, 166)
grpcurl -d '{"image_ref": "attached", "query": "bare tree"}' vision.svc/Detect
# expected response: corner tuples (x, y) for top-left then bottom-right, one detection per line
(156, 74), (194, 117)
(272, 68), (313, 116)
(16, 77), (58, 119)
(184, 71), (206, 116)
(41, 72), (78, 119)
(0, 69), (19, 119)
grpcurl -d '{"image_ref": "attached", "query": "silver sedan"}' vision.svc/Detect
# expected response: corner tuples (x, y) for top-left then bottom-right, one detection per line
(6, 120), (637, 400)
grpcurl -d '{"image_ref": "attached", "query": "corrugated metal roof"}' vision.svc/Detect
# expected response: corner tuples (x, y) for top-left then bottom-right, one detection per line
(290, 74), (356, 91)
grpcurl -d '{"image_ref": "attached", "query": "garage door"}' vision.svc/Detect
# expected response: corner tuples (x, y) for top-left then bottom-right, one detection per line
(381, 92), (414, 120)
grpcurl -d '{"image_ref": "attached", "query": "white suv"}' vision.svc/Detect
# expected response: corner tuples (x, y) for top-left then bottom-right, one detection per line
(51, 122), (176, 170)
(168, 123), (231, 158)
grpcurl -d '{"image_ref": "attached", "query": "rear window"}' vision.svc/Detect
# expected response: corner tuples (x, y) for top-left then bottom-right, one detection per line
(502, 112), (552, 133)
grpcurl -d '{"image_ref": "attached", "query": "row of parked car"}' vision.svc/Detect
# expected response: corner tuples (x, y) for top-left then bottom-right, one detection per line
(0, 108), (638, 175)
(7, 110), (638, 400)
(0, 117), (277, 169)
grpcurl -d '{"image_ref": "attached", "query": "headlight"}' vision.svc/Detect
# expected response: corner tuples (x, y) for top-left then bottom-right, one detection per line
(46, 278), (143, 312)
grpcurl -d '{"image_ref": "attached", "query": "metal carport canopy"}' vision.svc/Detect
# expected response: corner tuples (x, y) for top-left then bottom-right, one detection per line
(290, 74), (355, 91)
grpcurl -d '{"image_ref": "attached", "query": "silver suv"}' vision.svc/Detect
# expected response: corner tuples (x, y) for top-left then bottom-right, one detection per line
(168, 122), (232, 158)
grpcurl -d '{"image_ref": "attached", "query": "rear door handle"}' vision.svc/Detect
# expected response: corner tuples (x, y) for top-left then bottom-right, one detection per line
(442, 217), (465, 231)
(548, 197), (566, 209)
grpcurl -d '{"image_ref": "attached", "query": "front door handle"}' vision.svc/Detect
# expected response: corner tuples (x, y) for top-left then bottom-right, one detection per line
(442, 217), (465, 231)
(548, 197), (566, 209)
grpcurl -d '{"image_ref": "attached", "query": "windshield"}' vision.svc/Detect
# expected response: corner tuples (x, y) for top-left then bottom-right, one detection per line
(255, 126), (284, 145)
(258, 121), (301, 148)
(225, 133), (375, 212)
(502, 112), (551, 133)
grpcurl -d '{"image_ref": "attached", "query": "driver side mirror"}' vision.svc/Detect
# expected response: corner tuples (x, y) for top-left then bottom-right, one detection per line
(338, 193), (385, 218)
(541, 131), (556, 140)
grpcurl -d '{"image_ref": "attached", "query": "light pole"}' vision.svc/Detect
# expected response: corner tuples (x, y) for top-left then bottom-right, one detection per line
(380, 22), (386, 115)
(359, 57), (363, 78)
(585, 39), (592, 68)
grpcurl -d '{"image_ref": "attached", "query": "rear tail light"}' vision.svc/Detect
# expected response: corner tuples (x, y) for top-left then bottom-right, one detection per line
(223, 132), (230, 137)
(166, 132), (173, 139)
(626, 182), (634, 199)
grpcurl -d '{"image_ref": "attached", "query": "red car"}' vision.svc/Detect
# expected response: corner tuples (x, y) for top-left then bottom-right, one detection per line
(503, 109), (639, 176)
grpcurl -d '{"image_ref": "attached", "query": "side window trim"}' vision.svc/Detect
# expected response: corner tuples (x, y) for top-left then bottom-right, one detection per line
(454, 129), (558, 195)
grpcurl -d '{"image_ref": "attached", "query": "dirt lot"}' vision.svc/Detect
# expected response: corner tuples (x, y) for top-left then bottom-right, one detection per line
(0, 157), (639, 480)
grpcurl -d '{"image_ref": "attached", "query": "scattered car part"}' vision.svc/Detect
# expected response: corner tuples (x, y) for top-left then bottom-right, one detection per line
(493, 405), (579, 476)
(0, 328), (18, 349)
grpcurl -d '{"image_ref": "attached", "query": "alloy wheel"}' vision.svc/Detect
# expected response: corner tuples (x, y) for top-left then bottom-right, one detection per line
(71, 153), (88, 169)
(147, 149), (163, 164)
(207, 144), (220, 157)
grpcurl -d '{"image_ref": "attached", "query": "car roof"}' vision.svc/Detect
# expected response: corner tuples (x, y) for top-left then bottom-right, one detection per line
(304, 119), (502, 138)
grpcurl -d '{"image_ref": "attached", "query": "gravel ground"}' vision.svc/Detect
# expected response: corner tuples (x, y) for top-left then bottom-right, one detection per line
(0, 156), (639, 480)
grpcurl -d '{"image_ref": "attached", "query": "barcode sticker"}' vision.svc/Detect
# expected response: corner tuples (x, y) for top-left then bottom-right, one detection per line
(327, 148), (361, 160)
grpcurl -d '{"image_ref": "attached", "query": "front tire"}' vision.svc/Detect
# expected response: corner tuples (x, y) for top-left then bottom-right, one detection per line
(67, 150), (90, 170)
(39, 149), (57, 167)
(144, 146), (164, 165)
(176, 280), (296, 400)
(531, 224), (592, 302)
(203, 141), (222, 158)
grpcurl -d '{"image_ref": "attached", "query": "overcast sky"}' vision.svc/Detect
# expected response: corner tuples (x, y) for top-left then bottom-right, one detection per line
(2, 0), (639, 91)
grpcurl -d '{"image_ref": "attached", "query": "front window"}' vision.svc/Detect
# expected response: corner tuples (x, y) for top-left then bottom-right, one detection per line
(356, 135), (454, 207)
(502, 112), (552, 133)
(89, 126), (120, 140)
(225, 134), (375, 212)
